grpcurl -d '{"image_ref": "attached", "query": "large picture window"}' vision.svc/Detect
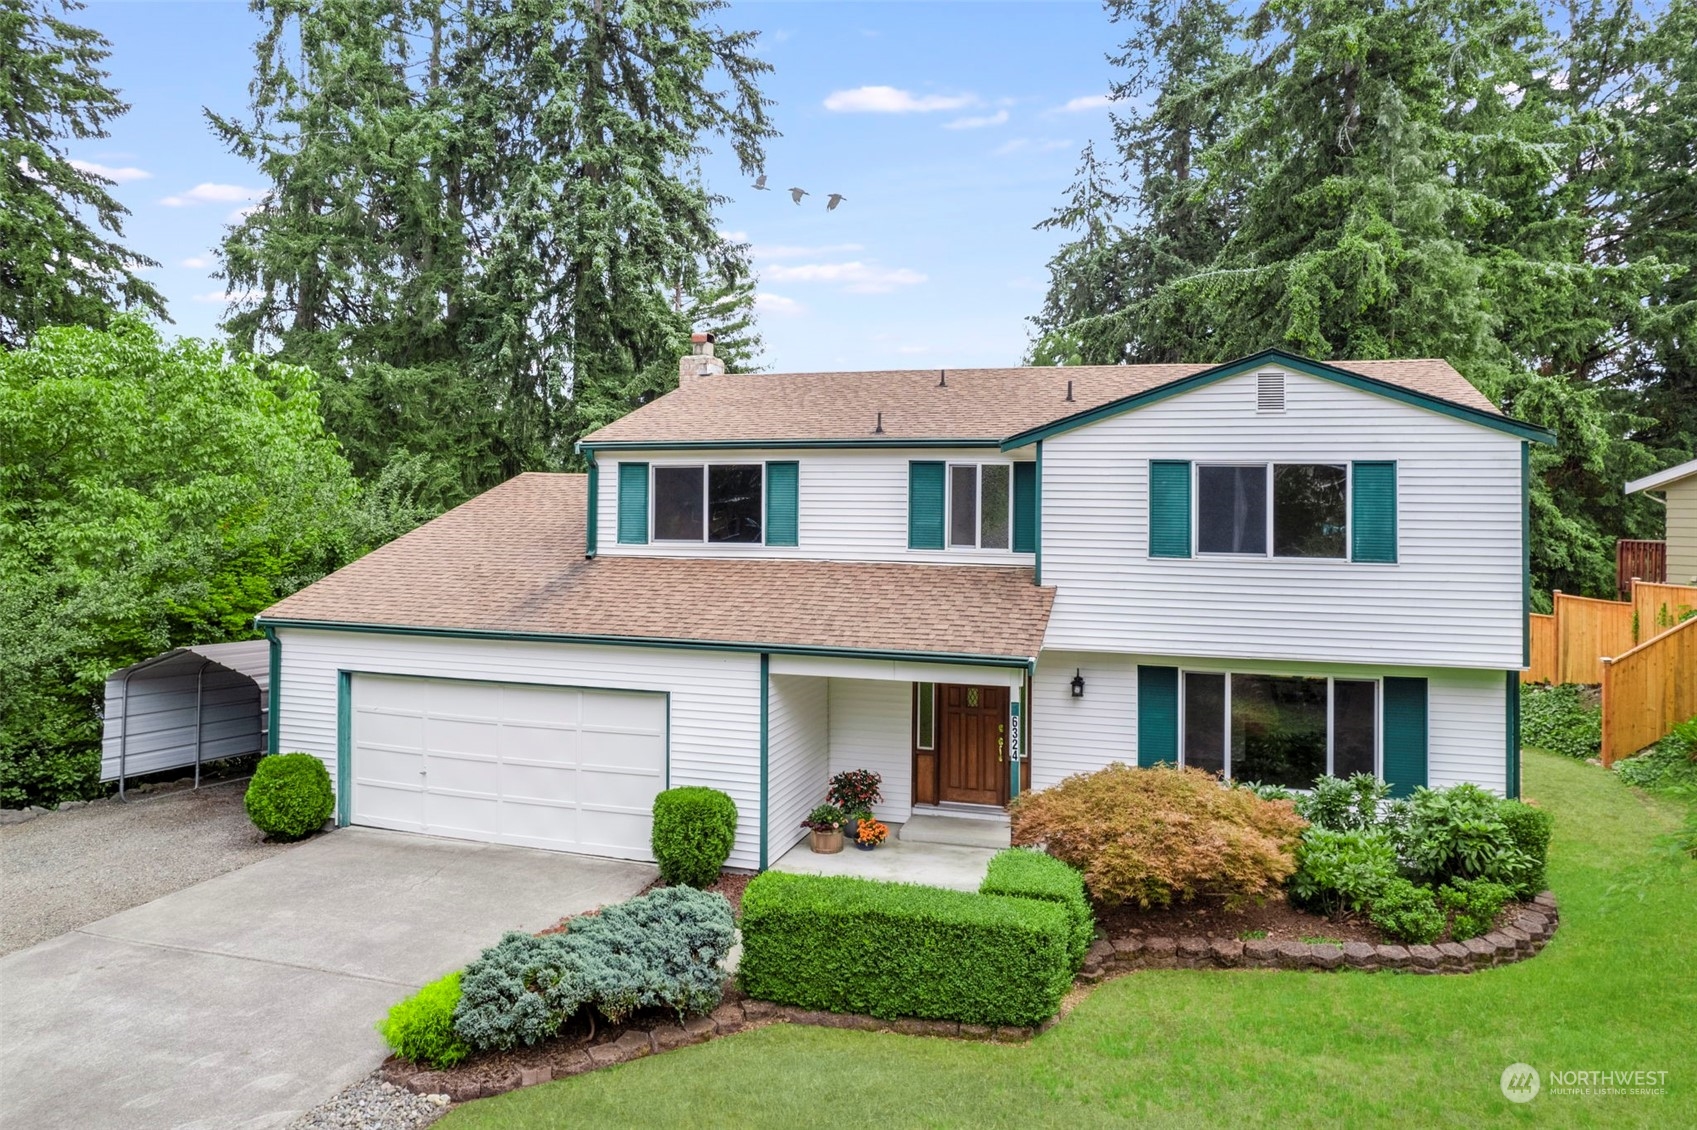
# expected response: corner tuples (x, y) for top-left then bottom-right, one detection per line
(948, 464), (1011, 550)
(1179, 671), (1378, 790)
(1196, 463), (1347, 559)
(652, 464), (763, 543)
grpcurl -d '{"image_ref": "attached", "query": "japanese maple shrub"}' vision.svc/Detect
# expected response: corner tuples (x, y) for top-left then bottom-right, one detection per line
(1010, 763), (1306, 908)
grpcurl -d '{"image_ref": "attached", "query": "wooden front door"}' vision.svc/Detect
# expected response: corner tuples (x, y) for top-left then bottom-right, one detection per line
(938, 685), (1008, 806)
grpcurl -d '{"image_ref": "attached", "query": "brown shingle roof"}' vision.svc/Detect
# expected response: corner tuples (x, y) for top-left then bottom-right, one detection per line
(579, 358), (1501, 446)
(261, 474), (1054, 660)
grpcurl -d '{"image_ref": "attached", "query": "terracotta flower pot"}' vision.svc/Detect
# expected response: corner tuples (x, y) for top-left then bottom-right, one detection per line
(809, 827), (844, 854)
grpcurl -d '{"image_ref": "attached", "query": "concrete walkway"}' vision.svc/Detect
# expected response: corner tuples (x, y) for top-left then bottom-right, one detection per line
(0, 827), (654, 1130)
(770, 822), (1000, 891)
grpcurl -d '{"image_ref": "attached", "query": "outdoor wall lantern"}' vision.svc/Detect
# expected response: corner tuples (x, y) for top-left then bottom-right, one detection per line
(1071, 669), (1086, 698)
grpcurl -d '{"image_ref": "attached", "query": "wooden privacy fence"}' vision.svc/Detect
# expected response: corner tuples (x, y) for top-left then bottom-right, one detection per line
(1523, 581), (1697, 686)
(1635, 581), (1697, 640)
(1524, 613), (1558, 684)
(1601, 616), (1697, 766)
(1616, 538), (1666, 599)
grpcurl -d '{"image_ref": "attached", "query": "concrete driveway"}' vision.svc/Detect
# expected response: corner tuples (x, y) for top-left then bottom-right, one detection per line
(0, 827), (655, 1130)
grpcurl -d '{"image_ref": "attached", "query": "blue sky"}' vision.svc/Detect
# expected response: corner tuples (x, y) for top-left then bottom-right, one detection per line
(77, 0), (1121, 372)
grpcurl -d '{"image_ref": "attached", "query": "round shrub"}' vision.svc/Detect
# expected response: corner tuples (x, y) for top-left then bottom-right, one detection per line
(1009, 763), (1306, 909)
(1398, 783), (1530, 889)
(1495, 799), (1553, 897)
(1369, 878), (1445, 944)
(1438, 877), (1514, 940)
(377, 971), (469, 1068)
(651, 787), (738, 888)
(244, 753), (334, 840)
(1288, 828), (1398, 917)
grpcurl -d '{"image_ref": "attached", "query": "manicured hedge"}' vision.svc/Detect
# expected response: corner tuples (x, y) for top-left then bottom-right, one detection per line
(244, 752), (334, 840)
(651, 786), (738, 888)
(979, 848), (1094, 971)
(737, 872), (1072, 1027)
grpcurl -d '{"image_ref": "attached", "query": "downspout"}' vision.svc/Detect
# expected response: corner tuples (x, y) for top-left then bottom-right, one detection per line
(1033, 441), (1043, 586)
(263, 625), (280, 755)
(584, 449), (599, 559)
(759, 653), (770, 871)
(194, 657), (211, 789)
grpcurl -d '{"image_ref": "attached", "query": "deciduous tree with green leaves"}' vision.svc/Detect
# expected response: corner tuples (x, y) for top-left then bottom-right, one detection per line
(0, 0), (167, 347)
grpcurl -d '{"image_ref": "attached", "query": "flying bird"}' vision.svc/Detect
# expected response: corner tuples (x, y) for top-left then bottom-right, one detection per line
(753, 174), (770, 191)
(826, 193), (847, 211)
(788, 187), (809, 204)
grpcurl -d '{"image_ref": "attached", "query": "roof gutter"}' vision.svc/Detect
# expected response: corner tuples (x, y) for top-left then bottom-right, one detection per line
(579, 438), (1006, 454)
(255, 616), (1040, 670)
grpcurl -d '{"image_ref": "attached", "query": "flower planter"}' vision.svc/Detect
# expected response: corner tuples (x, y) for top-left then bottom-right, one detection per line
(845, 817), (862, 842)
(809, 827), (844, 854)
(854, 840), (876, 852)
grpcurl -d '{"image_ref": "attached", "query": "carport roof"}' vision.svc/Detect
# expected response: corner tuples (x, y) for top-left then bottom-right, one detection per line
(260, 474), (1054, 661)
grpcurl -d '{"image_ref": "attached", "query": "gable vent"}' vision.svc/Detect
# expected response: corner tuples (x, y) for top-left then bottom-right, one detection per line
(1256, 370), (1286, 413)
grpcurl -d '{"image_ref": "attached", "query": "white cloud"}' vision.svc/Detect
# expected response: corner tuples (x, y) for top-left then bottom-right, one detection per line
(70, 159), (152, 183)
(161, 183), (264, 207)
(1059, 94), (1112, 113)
(180, 256), (211, 269)
(193, 288), (262, 304)
(993, 138), (1073, 157)
(755, 292), (806, 317)
(752, 242), (865, 261)
(823, 85), (975, 114)
(763, 261), (927, 294)
(945, 110), (1009, 130)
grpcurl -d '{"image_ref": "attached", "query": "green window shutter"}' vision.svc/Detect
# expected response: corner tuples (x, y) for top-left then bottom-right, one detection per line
(1148, 460), (1192, 558)
(908, 461), (945, 550)
(1504, 670), (1521, 800)
(1137, 665), (1179, 767)
(1382, 676), (1428, 797)
(1012, 461), (1037, 553)
(766, 461), (799, 547)
(1351, 461), (1398, 563)
(617, 462), (649, 545)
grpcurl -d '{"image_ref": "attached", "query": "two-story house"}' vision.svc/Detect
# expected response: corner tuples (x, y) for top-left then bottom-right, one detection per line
(258, 343), (1552, 870)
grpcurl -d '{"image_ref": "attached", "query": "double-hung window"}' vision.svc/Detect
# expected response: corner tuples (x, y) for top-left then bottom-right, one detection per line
(1180, 671), (1378, 789)
(652, 464), (763, 543)
(1196, 463), (1348, 559)
(948, 463), (1011, 550)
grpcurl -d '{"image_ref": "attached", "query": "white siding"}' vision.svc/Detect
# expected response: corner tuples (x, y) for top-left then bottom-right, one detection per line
(1040, 367), (1525, 669)
(274, 628), (765, 869)
(1030, 650), (1508, 796)
(597, 448), (1034, 566)
(766, 674), (829, 859)
(827, 678), (913, 822)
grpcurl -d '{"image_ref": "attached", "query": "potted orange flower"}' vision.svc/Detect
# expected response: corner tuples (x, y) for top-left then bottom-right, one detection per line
(854, 818), (889, 851)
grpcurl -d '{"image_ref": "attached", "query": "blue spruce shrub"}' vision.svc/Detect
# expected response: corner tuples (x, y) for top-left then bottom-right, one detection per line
(452, 932), (590, 1052)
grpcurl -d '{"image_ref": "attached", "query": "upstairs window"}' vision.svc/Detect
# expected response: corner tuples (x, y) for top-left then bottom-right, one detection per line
(949, 463), (1011, 550)
(653, 464), (763, 543)
(1196, 463), (1347, 559)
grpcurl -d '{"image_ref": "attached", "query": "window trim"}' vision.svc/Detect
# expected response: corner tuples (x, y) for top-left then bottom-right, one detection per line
(1176, 668), (1382, 786)
(945, 461), (1014, 552)
(649, 461), (767, 545)
(1192, 461), (1351, 562)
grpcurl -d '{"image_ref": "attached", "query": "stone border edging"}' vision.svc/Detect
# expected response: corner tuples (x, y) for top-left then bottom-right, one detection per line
(381, 890), (1560, 1103)
(1079, 891), (1560, 979)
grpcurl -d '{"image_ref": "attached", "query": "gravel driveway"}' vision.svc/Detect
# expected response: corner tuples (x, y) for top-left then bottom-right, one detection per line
(0, 778), (290, 955)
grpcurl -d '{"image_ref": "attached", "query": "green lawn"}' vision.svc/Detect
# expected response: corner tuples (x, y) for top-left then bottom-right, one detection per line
(441, 751), (1696, 1128)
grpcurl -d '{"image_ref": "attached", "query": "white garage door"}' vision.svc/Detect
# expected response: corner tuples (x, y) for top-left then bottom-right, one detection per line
(349, 675), (666, 860)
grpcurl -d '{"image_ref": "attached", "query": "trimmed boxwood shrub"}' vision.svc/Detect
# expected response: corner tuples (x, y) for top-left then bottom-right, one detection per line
(244, 752), (334, 840)
(377, 971), (470, 1068)
(651, 787), (738, 888)
(1369, 878), (1445, 945)
(737, 872), (1072, 1027)
(980, 848), (1094, 971)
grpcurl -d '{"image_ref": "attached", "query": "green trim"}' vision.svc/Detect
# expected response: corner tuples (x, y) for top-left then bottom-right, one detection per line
(263, 626), (281, 754)
(1000, 349), (1558, 450)
(584, 438), (1005, 453)
(1008, 695), (1022, 801)
(1033, 442), (1043, 584)
(616, 462), (649, 545)
(1522, 441), (1531, 668)
(1382, 676), (1429, 798)
(765, 461), (799, 547)
(584, 451), (599, 558)
(1136, 665), (1179, 766)
(335, 670), (351, 825)
(759, 653), (770, 871)
(1349, 461), (1398, 563)
(1505, 670), (1521, 800)
(255, 616), (1036, 669)
(1012, 460), (1037, 554)
(907, 460), (946, 550)
(1148, 461), (1193, 559)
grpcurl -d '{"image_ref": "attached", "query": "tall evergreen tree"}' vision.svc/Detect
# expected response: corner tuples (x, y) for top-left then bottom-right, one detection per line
(0, 0), (166, 348)
(212, 0), (773, 507)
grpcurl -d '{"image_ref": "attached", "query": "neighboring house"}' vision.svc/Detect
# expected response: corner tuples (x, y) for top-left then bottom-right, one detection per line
(258, 343), (1552, 869)
(1626, 457), (1697, 586)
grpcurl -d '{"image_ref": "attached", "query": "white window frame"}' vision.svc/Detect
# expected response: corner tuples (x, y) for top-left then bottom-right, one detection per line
(1192, 461), (1351, 561)
(650, 461), (767, 545)
(1176, 668), (1382, 786)
(946, 461), (1014, 552)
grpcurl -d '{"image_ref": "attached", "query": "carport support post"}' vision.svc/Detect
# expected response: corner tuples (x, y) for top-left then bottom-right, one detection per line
(194, 658), (210, 789)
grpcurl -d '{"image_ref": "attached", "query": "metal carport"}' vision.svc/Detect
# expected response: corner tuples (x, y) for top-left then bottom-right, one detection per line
(101, 641), (271, 797)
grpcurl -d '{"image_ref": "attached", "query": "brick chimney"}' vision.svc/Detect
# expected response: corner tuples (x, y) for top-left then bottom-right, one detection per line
(679, 332), (726, 385)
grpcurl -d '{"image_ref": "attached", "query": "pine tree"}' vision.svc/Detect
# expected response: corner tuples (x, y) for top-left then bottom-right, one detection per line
(0, 0), (166, 348)
(211, 0), (774, 507)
